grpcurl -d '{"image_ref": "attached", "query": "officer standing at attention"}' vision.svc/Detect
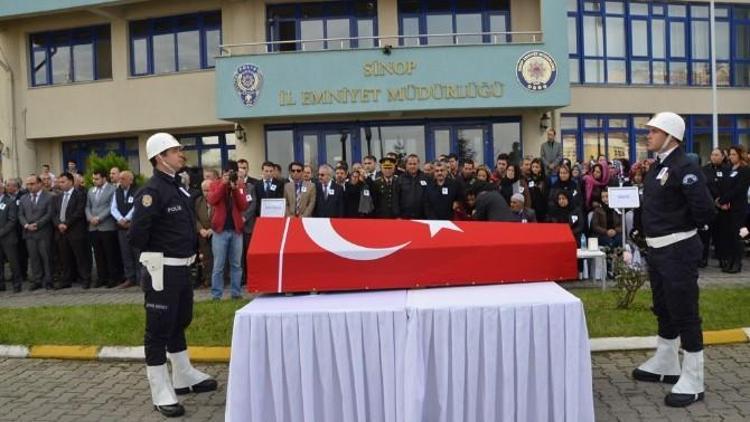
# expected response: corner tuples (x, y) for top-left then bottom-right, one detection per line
(631, 112), (715, 407)
(129, 133), (217, 417)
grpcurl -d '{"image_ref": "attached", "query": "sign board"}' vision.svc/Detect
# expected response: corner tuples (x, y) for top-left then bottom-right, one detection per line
(608, 186), (640, 209)
(260, 198), (286, 217)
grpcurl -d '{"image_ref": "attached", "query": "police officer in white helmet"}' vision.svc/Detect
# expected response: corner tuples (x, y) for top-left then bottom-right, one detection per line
(129, 133), (217, 417)
(631, 112), (715, 407)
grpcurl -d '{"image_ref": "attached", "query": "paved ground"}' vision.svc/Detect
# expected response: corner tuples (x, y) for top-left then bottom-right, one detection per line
(1, 343), (748, 421)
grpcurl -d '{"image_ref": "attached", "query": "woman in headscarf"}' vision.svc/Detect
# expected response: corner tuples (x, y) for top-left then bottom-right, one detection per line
(548, 164), (582, 211)
(527, 158), (549, 222)
(498, 163), (530, 206)
(547, 190), (584, 247)
(583, 157), (611, 210)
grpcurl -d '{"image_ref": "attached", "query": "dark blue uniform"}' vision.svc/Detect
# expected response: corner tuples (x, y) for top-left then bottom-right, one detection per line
(641, 146), (715, 352)
(129, 170), (197, 366)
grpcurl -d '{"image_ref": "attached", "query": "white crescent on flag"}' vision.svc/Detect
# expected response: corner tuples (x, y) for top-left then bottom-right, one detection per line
(300, 218), (462, 261)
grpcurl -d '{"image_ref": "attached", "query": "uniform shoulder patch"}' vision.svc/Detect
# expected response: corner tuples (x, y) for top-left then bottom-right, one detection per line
(682, 174), (699, 185)
(142, 194), (153, 207)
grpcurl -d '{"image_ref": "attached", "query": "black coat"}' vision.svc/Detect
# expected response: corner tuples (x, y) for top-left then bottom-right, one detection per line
(473, 191), (515, 222)
(52, 188), (89, 239)
(313, 182), (344, 218)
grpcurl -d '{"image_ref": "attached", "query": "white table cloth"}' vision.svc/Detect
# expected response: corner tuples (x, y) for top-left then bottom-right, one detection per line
(226, 283), (594, 422)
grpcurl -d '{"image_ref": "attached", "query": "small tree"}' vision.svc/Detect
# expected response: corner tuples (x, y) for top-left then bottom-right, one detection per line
(84, 152), (146, 188)
(612, 247), (649, 309)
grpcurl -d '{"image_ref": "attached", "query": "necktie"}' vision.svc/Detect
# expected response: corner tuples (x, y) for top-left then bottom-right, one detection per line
(324, 183), (329, 200)
(60, 192), (70, 222)
(95, 187), (101, 203)
(295, 183), (302, 215)
(265, 181), (271, 193)
(33, 193), (38, 206)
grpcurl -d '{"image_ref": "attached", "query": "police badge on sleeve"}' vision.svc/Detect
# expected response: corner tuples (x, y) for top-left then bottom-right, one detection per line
(233, 64), (263, 107)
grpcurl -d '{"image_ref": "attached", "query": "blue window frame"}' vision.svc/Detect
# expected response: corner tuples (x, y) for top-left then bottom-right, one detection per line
(62, 138), (139, 174)
(265, 117), (521, 169)
(398, 0), (511, 46)
(129, 11), (221, 76)
(29, 25), (111, 87)
(267, 1), (378, 52)
(176, 132), (236, 170)
(569, 1), (749, 87)
(562, 114), (750, 164)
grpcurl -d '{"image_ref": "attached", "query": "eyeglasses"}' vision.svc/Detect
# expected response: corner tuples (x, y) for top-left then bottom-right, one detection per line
(318, 173), (326, 177)
(290, 169), (302, 173)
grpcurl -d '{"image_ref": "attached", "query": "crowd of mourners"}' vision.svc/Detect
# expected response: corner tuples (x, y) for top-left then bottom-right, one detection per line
(1, 128), (747, 296)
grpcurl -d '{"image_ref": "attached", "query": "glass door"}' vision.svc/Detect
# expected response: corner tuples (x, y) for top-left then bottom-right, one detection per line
(455, 125), (487, 165)
(323, 130), (352, 166)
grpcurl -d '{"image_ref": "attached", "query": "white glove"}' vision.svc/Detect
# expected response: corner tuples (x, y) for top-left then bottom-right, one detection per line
(139, 252), (165, 291)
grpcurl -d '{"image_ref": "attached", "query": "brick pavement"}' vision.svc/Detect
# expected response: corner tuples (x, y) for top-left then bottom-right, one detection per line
(1, 343), (748, 421)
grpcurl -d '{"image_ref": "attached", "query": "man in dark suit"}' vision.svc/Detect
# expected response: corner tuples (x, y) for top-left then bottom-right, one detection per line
(52, 172), (92, 289)
(0, 181), (22, 292)
(6, 178), (28, 281)
(18, 174), (54, 290)
(254, 161), (283, 216)
(313, 164), (344, 218)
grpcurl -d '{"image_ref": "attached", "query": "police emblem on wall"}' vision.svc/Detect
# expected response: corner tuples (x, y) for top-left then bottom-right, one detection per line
(233, 64), (263, 107)
(516, 50), (557, 92)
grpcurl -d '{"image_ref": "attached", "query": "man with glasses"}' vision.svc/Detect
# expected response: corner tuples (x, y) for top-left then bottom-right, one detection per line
(284, 161), (316, 217)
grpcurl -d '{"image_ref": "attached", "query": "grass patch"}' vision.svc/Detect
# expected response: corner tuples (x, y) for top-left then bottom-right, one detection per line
(0, 300), (249, 347)
(572, 287), (750, 338)
(0, 288), (748, 346)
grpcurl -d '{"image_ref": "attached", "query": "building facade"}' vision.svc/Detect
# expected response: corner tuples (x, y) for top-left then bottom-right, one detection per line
(0, 0), (747, 179)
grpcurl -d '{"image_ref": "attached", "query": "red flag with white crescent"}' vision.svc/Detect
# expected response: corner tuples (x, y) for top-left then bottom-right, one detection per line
(248, 218), (578, 293)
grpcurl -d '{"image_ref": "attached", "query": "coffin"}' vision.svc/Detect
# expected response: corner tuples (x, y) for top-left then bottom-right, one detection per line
(247, 217), (578, 293)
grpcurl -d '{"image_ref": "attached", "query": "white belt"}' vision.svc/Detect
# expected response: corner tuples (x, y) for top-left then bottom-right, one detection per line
(646, 230), (697, 249)
(163, 255), (196, 266)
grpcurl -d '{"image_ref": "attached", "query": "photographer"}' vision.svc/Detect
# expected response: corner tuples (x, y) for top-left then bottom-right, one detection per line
(206, 160), (248, 301)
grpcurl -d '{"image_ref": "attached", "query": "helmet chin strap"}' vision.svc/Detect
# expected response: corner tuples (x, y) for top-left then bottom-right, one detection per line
(158, 156), (177, 176)
(658, 135), (676, 155)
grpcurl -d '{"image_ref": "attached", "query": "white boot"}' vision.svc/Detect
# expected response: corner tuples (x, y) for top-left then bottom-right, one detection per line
(632, 336), (681, 383)
(168, 350), (215, 394)
(666, 350), (705, 407)
(146, 364), (179, 406)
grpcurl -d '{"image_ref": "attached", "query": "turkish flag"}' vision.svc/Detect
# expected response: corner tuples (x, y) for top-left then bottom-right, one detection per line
(247, 218), (578, 293)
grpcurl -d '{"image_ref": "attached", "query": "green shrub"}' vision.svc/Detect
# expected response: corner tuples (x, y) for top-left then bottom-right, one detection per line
(83, 152), (146, 188)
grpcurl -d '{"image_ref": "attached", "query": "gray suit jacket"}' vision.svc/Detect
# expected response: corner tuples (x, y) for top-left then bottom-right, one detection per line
(0, 194), (18, 243)
(85, 183), (116, 231)
(18, 190), (54, 239)
(540, 140), (563, 171)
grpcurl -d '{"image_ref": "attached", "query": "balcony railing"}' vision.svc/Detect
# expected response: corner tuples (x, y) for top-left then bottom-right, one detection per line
(219, 31), (544, 56)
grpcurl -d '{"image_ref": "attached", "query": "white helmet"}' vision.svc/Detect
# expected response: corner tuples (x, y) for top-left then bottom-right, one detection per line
(146, 132), (181, 159)
(645, 112), (685, 141)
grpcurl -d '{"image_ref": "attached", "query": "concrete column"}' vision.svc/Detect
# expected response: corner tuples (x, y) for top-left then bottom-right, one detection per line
(235, 120), (265, 178)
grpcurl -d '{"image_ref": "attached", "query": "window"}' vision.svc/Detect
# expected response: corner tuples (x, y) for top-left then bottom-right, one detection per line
(562, 114), (750, 164)
(129, 11), (221, 76)
(177, 132), (236, 169)
(267, 1), (377, 52)
(569, 1), (746, 86)
(398, 0), (510, 46)
(62, 138), (138, 174)
(29, 25), (111, 86)
(266, 118), (519, 168)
